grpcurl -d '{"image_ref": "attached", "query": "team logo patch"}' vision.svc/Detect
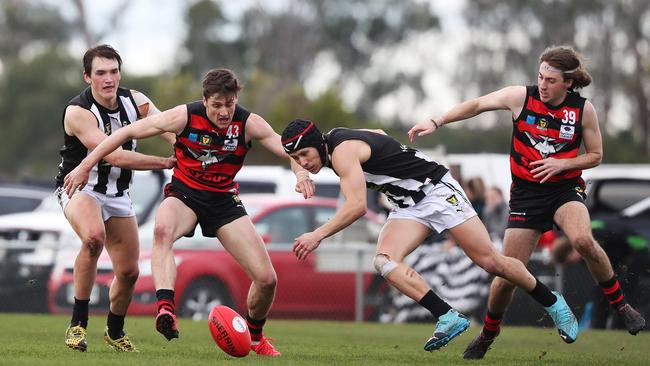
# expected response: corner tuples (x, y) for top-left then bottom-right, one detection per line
(526, 115), (536, 125)
(537, 118), (548, 130)
(232, 195), (241, 204)
(223, 139), (238, 151)
(200, 135), (212, 145)
(559, 125), (575, 140)
(574, 185), (586, 200)
(446, 195), (459, 205)
(188, 133), (198, 142)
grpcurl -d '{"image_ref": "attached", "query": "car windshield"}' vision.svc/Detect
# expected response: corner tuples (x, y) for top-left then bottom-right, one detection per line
(0, 196), (44, 215)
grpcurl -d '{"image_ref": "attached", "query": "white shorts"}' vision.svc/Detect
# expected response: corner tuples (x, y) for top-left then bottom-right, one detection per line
(55, 185), (135, 221)
(387, 172), (477, 233)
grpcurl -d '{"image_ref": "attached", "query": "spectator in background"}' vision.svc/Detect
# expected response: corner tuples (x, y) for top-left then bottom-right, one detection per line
(483, 186), (508, 242)
(464, 177), (486, 219)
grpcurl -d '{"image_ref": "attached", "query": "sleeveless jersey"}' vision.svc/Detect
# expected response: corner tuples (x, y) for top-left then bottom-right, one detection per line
(510, 85), (586, 184)
(55, 87), (139, 196)
(326, 128), (448, 208)
(173, 101), (251, 193)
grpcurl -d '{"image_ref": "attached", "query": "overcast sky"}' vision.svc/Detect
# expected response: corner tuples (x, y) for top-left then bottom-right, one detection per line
(45, 0), (473, 125)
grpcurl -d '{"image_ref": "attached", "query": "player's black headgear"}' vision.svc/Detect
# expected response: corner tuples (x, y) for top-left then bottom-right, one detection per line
(281, 119), (327, 166)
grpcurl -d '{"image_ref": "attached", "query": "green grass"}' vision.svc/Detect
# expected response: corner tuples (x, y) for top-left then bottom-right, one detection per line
(0, 313), (647, 365)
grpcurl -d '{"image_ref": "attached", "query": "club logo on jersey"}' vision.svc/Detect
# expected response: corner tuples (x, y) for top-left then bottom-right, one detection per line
(559, 125), (575, 140)
(446, 195), (459, 205)
(223, 139), (238, 152)
(526, 115), (536, 125)
(537, 118), (548, 130)
(400, 144), (409, 152)
(523, 131), (569, 159)
(186, 148), (230, 170)
(200, 135), (212, 145)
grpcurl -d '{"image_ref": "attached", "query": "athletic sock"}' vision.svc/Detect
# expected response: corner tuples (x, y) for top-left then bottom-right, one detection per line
(71, 297), (90, 329)
(527, 278), (557, 307)
(481, 311), (503, 339)
(418, 290), (452, 319)
(599, 276), (627, 311)
(107, 311), (125, 339)
(156, 289), (176, 313)
(246, 315), (266, 342)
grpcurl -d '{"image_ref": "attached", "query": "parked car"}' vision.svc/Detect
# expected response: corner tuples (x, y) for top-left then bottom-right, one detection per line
(48, 193), (388, 320)
(0, 184), (52, 216)
(0, 165), (346, 313)
(0, 171), (166, 312)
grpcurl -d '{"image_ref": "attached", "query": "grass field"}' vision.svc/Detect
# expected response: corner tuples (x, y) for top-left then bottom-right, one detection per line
(0, 313), (647, 366)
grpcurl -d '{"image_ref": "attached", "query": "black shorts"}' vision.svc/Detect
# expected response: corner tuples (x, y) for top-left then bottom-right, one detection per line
(507, 176), (587, 232)
(164, 177), (248, 238)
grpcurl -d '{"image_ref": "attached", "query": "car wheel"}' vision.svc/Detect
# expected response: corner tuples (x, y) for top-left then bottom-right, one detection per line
(178, 278), (233, 321)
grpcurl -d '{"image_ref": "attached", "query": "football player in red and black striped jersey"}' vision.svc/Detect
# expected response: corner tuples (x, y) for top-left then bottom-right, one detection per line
(409, 45), (645, 359)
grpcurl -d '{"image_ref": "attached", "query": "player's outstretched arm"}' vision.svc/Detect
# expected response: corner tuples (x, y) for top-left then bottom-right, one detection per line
(63, 105), (187, 196)
(292, 141), (368, 260)
(408, 85), (526, 142)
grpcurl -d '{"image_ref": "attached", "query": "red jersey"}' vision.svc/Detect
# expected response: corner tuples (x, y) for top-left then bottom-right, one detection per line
(173, 101), (251, 192)
(510, 85), (586, 184)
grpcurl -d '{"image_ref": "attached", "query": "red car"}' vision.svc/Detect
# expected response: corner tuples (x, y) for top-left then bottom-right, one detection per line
(48, 194), (389, 320)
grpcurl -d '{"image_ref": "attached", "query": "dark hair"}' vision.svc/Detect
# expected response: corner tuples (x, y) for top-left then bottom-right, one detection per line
(202, 68), (242, 99)
(281, 119), (328, 165)
(83, 44), (122, 76)
(539, 45), (592, 89)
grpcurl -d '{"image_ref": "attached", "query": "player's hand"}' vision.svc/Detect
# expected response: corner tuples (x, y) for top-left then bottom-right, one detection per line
(294, 171), (315, 199)
(529, 158), (567, 183)
(163, 156), (176, 169)
(408, 119), (438, 142)
(292, 232), (321, 260)
(63, 164), (90, 197)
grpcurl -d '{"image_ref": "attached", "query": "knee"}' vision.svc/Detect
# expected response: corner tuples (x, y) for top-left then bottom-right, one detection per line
(115, 266), (139, 286)
(82, 230), (105, 258)
(153, 223), (175, 246)
(254, 271), (277, 292)
(373, 253), (399, 277)
(571, 235), (597, 257)
(476, 254), (505, 277)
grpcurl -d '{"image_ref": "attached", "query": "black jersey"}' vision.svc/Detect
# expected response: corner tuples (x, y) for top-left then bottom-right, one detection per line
(326, 128), (448, 208)
(55, 87), (140, 197)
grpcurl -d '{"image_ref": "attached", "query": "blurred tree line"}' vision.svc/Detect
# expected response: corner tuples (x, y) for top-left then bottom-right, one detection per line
(0, 0), (648, 183)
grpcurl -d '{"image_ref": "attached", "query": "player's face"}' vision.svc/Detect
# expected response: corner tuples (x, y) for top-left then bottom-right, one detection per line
(84, 57), (121, 104)
(537, 62), (573, 105)
(204, 93), (237, 129)
(289, 147), (323, 174)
